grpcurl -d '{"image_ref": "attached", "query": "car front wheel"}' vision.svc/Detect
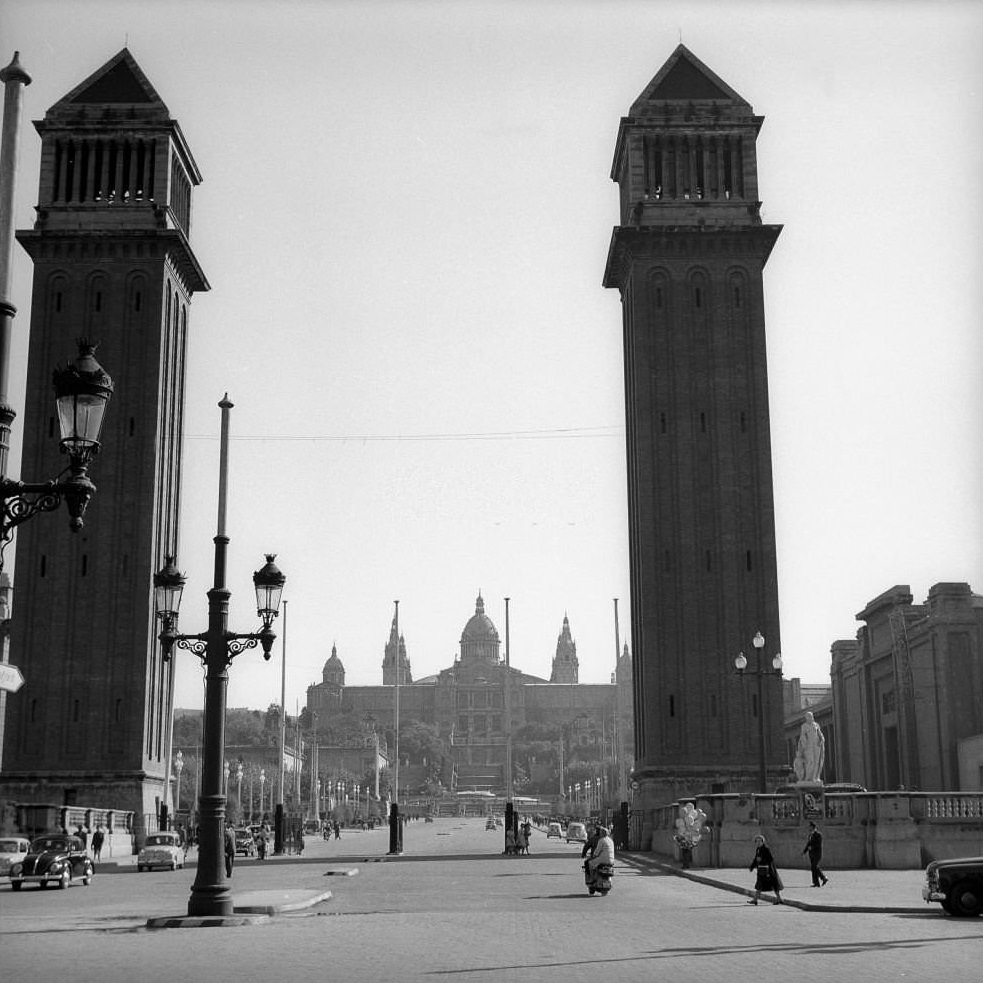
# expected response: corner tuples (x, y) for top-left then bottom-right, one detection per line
(10, 881), (21, 891)
(58, 871), (70, 889)
(948, 879), (983, 918)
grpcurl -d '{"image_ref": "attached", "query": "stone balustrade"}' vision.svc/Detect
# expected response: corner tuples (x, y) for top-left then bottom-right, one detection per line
(632, 790), (983, 870)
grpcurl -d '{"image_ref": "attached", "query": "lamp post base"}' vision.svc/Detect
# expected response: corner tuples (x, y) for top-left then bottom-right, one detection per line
(188, 885), (235, 918)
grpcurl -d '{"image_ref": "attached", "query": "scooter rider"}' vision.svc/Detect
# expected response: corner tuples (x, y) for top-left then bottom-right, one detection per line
(587, 825), (615, 875)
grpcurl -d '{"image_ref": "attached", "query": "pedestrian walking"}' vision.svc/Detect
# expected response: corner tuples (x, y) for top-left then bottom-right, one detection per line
(224, 822), (236, 878)
(521, 821), (533, 854)
(75, 824), (89, 854)
(803, 821), (829, 887)
(333, 820), (341, 840)
(90, 825), (104, 862)
(747, 833), (784, 905)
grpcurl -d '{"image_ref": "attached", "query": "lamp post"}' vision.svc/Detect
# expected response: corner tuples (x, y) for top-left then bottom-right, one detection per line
(236, 762), (243, 819)
(153, 396), (285, 918)
(174, 751), (184, 819)
(260, 769), (266, 821)
(734, 631), (783, 794)
(223, 761), (230, 797)
(0, 341), (114, 570)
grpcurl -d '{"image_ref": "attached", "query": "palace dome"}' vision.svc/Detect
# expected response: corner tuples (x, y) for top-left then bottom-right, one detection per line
(461, 593), (499, 642)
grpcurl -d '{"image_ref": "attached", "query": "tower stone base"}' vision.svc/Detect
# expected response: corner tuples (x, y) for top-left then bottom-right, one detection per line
(631, 764), (784, 850)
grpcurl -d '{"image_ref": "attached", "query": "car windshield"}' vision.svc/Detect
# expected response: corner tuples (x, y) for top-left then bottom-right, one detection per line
(146, 834), (178, 846)
(0, 839), (26, 851)
(30, 837), (74, 852)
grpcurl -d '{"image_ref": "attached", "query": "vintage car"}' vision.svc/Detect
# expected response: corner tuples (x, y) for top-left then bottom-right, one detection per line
(922, 856), (983, 917)
(565, 821), (588, 844)
(0, 837), (30, 876)
(8, 834), (94, 890)
(546, 822), (563, 839)
(485, 817), (497, 830)
(234, 827), (256, 857)
(137, 831), (184, 872)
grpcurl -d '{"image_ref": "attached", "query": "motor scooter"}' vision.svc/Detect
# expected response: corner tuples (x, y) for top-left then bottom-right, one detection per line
(584, 860), (614, 896)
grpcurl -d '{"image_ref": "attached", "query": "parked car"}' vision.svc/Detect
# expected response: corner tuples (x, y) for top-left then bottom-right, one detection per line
(485, 818), (497, 830)
(234, 827), (257, 857)
(566, 822), (588, 843)
(922, 856), (983, 917)
(8, 834), (94, 891)
(137, 831), (184, 872)
(546, 822), (562, 839)
(0, 837), (30, 877)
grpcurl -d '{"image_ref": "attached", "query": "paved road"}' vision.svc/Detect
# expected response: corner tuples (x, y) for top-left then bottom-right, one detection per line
(2, 818), (978, 983)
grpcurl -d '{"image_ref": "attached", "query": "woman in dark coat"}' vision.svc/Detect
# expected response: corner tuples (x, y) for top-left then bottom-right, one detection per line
(748, 833), (784, 905)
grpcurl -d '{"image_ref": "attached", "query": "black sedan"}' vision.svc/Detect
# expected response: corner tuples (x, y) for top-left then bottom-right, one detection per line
(923, 856), (983, 917)
(8, 834), (94, 891)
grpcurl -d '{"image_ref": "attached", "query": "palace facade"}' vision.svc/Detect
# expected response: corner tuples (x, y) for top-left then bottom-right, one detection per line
(306, 594), (633, 797)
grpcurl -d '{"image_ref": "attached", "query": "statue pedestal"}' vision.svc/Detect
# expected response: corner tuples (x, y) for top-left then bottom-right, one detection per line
(790, 782), (824, 819)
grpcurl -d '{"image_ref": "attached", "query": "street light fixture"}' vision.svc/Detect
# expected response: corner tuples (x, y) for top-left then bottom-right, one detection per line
(0, 341), (114, 569)
(174, 750), (184, 819)
(236, 761), (243, 818)
(152, 396), (286, 918)
(734, 631), (783, 794)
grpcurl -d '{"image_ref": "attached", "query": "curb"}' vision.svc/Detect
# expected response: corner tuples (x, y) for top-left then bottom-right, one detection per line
(622, 854), (927, 915)
(145, 889), (334, 926)
(146, 913), (273, 929)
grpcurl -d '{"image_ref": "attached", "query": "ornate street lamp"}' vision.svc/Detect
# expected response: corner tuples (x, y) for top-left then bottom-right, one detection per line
(152, 396), (285, 918)
(0, 341), (113, 569)
(734, 631), (783, 794)
(259, 768), (266, 820)
(236, 761), (244, 817)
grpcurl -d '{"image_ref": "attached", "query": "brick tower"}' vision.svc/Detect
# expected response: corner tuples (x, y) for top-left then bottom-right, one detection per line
(0, 50), (208, 825)
(603, 46), (784, 817)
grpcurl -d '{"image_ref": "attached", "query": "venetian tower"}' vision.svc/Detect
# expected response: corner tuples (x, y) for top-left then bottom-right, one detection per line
(0, 51), (208, 824)
(603, 46), (784, 811)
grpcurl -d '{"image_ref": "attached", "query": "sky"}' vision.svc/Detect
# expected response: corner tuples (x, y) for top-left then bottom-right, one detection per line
(2, 0), (981, 717)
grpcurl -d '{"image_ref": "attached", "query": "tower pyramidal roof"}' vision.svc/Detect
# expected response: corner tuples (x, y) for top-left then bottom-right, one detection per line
(48, 48), (169, 118)
(630, 44), (750, 114)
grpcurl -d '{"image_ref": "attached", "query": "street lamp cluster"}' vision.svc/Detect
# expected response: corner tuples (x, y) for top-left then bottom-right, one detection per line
(734, 630), (783, 793)
(315, 779), (369, 820)
(152, 396), (286, 918)
(568, 776), (604, 812)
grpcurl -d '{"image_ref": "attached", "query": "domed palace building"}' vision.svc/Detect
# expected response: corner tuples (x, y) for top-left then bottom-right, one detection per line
(306, 594), (633, 798)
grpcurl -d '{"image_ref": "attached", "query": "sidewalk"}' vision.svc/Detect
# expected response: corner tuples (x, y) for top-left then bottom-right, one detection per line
(622, 854), (930, 913)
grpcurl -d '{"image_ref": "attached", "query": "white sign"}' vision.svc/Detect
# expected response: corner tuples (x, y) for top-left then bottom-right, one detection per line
(0, 663), (25, 693)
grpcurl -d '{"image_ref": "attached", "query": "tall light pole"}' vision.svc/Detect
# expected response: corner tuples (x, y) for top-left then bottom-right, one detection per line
(260, 769), (266, 820)
(236, 762), (243, 819)
(0, 51), (31, 483)
(174, 751), (184, 821)
(734, 631), (783, 794)
(389, 600), (402, 855)
(0, 53), (30, 775)
(153, 396), (285, 918)
(275, 599), (288, 853)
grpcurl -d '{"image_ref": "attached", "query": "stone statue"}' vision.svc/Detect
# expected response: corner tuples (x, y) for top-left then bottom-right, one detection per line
(793, 711), (825, 783)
